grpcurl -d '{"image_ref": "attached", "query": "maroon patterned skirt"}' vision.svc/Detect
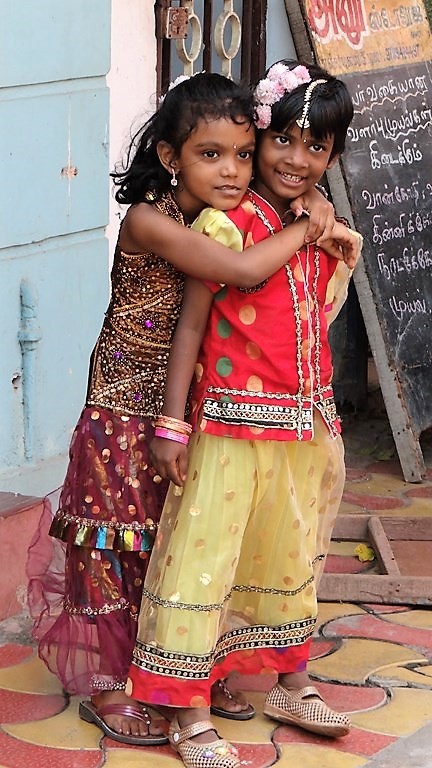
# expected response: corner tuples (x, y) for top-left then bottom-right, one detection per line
(27, 406), (168, 695)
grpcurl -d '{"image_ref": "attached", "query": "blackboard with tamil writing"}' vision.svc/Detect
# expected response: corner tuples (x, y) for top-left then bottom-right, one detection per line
(342, 62), (432, 441)
(285, 0), (432, 480)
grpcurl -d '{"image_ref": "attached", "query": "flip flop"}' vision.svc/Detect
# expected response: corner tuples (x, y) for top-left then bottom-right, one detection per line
(210, 678), (256, 721)
(79, 700), (169, 745)
(210, 703), (256, 721)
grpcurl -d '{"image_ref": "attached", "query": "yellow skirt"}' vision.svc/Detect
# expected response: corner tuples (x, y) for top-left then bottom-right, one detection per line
(129, 414), (345, 705)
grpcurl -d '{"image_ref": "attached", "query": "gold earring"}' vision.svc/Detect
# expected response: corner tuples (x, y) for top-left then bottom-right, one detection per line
(170, 168), (178, 187)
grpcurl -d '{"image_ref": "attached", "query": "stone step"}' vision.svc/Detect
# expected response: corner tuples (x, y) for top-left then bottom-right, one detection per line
(0, 492), (44, 620)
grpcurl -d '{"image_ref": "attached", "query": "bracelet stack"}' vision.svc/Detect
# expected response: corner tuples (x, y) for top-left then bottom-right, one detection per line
(154, 415), (192, 445)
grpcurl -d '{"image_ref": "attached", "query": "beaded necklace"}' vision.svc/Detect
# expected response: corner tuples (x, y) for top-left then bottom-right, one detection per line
(246, 191), (322, 437)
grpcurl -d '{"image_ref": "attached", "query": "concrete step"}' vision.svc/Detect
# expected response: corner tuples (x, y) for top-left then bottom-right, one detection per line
(0, 492), (44, 620)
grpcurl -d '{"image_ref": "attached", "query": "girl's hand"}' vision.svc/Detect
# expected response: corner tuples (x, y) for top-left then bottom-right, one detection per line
(317, 223), (363, 270)
(289, 186), (336, 243)
(150, 437), (189, 487)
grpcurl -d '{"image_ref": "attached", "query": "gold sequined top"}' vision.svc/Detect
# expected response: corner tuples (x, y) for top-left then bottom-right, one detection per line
(86, 194), (185, 417)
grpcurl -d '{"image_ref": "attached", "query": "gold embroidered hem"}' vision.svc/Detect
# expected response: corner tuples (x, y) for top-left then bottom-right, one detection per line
(64, 596), (138, 618)
(202, 391), (338, 437)
(132, 616), (316, 679)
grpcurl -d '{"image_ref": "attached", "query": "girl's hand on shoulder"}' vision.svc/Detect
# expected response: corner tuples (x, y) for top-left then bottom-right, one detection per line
(317, 222), (363, 270)
(289, 186), (336, 243)
(149, 437), (189, 487)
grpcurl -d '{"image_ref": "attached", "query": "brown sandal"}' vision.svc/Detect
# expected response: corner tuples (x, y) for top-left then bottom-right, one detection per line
(169, 717), (240, 768)
(264, 684), (351, 738)
(79, 700), (168, 745)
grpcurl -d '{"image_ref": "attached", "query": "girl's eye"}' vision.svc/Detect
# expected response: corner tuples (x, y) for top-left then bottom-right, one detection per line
(239, 150), (253, 160)
(203, 150), (218, 159)
(311, 143), (326, 153)
(275, 135), (289, 145)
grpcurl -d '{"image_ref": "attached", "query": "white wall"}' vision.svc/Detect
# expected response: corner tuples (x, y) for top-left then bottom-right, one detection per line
(107, 0), (158, 255)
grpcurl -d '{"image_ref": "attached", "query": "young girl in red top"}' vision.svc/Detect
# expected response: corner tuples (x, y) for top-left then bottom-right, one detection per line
(127, 60), (361, 768)
(28, 72), (356, 746)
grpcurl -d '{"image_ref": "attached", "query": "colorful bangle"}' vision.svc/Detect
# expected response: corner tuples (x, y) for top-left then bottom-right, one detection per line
(154, 427), (190, 445)
(154, 415), (192, 435)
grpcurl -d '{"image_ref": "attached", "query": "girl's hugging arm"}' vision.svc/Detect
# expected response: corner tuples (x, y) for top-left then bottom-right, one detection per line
(318, 222), (363, 325)
(150, 277), (213, 487)
(119, 200), (312, 288)
(317, 220), (363, 271)
(286, 184), (335, 242)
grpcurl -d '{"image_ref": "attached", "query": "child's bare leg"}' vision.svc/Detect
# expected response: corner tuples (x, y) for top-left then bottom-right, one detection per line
(176, 706), (217, 742)
(278, 670), (311, 689)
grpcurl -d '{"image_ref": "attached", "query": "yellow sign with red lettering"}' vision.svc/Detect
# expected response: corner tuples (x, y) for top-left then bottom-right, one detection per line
(305, 0), (432, 73)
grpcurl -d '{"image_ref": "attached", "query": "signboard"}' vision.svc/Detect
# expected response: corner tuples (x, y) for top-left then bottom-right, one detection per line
(286, 0), (432, 480)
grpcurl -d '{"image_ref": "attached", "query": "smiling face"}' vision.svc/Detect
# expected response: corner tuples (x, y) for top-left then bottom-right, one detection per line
(168, 116), (255, 221)
(253, 123), (337, 218)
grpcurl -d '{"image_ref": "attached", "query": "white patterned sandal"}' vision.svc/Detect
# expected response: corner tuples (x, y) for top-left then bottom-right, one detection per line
(168, 717), (240, 768)
(264, 684), (351, 737)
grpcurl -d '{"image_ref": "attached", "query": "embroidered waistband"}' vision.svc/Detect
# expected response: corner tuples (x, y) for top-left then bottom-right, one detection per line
(203, 398), (315, 431)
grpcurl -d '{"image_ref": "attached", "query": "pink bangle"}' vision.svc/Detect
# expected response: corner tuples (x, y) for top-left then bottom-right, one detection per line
(154, 427), (189, 445)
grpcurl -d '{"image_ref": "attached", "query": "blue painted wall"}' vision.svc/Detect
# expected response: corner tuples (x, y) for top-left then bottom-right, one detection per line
(0, 0), (112, 493)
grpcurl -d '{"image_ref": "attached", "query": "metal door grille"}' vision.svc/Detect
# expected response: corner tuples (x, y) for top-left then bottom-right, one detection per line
(155, 0), (267, 96)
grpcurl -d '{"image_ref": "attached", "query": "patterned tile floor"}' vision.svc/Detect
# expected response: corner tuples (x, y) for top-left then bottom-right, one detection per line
(1, 413), (431, 767)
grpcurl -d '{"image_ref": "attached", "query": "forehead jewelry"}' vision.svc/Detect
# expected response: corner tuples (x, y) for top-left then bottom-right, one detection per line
(296, 79), (327, 130)
(233, 143), (238, 150)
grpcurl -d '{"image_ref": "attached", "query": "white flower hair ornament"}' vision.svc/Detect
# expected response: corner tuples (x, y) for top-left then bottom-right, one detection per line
(167, 74), (191, 92)
(159, 71), (206, 104)
(159, 74), (191, 104)
(253, 63), (327, 130)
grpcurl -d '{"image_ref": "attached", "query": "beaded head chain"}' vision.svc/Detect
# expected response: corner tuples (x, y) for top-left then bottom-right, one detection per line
(253, 62), (327, 130)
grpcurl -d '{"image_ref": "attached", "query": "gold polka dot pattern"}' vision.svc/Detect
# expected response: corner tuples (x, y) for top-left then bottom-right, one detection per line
(132, 418), (346, 702)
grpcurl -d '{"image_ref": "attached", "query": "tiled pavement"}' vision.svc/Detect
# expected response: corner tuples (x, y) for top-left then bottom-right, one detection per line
(1, 412), (431, 767)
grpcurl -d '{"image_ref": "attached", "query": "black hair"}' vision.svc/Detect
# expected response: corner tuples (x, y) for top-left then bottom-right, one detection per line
(256, 59), (353, 158)
(112, 73), (254, 205)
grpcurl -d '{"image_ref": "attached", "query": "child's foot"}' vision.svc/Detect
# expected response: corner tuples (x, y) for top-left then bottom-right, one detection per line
(79, 689), (168, 744)
(263, 679), (351, 738)
(169, 708), (240, 767)
(210, 677), (255, 720)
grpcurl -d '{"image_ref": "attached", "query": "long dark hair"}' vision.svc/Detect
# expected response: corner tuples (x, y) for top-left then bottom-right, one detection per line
(112, 73), (254, 205)
(255, 60), (353, 157)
